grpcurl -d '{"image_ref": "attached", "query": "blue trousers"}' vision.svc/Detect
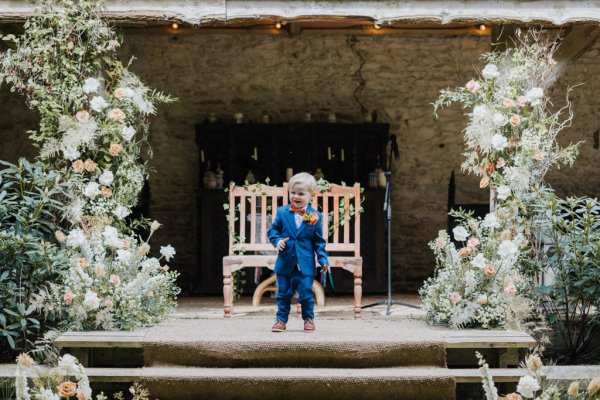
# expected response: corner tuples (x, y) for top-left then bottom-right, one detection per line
(275, 268), (315, 323)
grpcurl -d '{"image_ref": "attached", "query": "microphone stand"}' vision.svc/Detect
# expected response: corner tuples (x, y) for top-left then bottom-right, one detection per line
(362, 136), (420, 315)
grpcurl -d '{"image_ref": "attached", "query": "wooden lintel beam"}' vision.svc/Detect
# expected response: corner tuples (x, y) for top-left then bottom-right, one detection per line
(554, 24), (600, 67)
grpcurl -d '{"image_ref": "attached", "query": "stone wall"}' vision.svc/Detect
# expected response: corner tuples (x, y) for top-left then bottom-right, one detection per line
(2, 29), (599, 294)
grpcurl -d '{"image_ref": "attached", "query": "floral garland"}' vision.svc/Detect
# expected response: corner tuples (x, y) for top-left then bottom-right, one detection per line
(14, 352), (151, 400)
(0, 0), (180, 330)
(421, 30), (580, 329)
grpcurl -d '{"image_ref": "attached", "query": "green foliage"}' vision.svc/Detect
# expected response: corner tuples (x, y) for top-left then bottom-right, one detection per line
(529, 188), (600, 363)
(0, 159), (70, 358)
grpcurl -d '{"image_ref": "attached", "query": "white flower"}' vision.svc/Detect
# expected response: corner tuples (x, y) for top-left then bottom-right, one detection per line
(482, 213), (500, 229)
(491, 134), (508, 150)
(121, 126), (136, 141)
(62, 147), (81, 161)
(58, 354), (80, 375)
(89, 96), (108, 112)
(481, 64), (499, 79)
(102, 226), (123, 248)
(99, 170), (114, 186)
(160, 245), (176, 261)
(117, 249), (132, 265)
(82, 77), (101, 94)
(492, 112), (508, 127)
(82, 291), (100, 311)
(498, 240), (519, 259)
(470, 253), (487, 269)
(38, 388), (59, 400)
(452, 226), (469, 242)
(525, 87), (544, 106)
(113, 205), (131, 219)
(83, 182), (101, 199)
(496, 185), (512, 201)
(516, 375), (540, 398)
(66, 229), (86, 249)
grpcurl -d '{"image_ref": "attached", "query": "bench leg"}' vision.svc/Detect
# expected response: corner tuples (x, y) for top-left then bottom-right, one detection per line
(252, 274), (277, 307)
(353, 269), (362, 319)
(223, 272), (233, 317)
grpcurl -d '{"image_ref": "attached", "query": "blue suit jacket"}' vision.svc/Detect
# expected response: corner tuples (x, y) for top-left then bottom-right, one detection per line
(267, 204), (329, 276)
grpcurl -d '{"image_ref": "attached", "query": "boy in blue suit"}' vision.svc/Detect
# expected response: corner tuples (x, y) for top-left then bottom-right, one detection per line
(268, 172), (329, 332)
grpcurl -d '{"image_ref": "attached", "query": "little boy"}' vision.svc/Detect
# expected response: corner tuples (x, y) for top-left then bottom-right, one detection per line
(267, 172), (329, 332)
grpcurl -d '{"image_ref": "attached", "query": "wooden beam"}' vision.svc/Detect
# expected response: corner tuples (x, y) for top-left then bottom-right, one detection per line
(554, 24), (600, 72)
(2, 1), (600, 26)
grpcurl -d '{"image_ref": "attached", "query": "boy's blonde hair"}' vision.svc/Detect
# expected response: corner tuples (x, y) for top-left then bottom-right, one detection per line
(289, 172), (318, 194)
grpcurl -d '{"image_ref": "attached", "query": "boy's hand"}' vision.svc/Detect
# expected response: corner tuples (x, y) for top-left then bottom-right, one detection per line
(321, 265), (330, 273)
(276, 237), (289, 252)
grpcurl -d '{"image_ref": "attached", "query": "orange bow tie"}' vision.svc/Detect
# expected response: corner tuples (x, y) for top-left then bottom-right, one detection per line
(289, 205), (306, 214)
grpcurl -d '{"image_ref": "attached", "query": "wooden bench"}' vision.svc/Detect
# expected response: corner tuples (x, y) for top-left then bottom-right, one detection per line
(222, 182), (363, 318)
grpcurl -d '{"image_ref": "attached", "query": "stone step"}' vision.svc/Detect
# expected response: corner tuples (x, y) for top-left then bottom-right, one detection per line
(55, 319), (536, 368)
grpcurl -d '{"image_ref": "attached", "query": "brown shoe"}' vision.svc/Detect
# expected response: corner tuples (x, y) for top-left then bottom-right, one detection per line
(304, 318), (315, 331)
(271, 320), (286, 332)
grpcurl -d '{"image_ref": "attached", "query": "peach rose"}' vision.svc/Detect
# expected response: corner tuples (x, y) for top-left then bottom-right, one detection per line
(467, 237), (480, 250)
(107, 108), (126, 122)
(57, 381), (78, 397)
(64, 293), (76, 305)
(94, 263), (106, 278)
(79, 258), (89, 269)
(504, 283), (517, 296)
(466, 80), (480, 93)
(101, 186), (112, 197)
(450, 292), (462, 304)
(505, 393), (523, 400)
(71, 159), (84, 173)
(509, 114), (521, 126)
(83, 159), (96, 172)
(500, 229), (512, 241)
(534, 151), (544, 161)
(517, 96), (527, 107)
(484, 264), (495, 276)
(75, 110), (90, 122)
(503, 98), (515, 109)
(55, 230), (67, 243)
(114, 88), (127, 99)
(109, 274), (121, 287)
(109, 143), (123, 156)
(496, 157), (506, 168)
(458, 247), (470, 257)
(479, 176), (490, 188)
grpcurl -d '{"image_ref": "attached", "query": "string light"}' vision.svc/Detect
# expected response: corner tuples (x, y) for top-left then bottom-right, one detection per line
(171, 22), (179, 30)
(275, 22), (282, 30)
(479, 24), (486, 31)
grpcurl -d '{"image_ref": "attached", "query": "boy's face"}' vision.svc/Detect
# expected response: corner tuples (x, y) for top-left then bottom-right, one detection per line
(289, 182), (312, 209)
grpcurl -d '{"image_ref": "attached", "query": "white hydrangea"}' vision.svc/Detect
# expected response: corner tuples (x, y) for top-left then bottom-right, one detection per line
(83, 182), (101, 199)
(58, 354), (81, 376)
(452, 226), (469, 242)
(496, 185), (512, 201)
(498, 240), (519, 261)
(117, 249), (132, 265)
(482, 213), (500, 229)
(470, 253), (487, 269)
(113, 205), (131, 219)
(62, 147), (81, 161)
(160, 245), (176, 261)
(121, 126), (136, 141)
(517, 375), (540, 398)
(82, 77), (101, 94)
(99, 170), (114, 186)
(66, 229), (86, 249)
(492, 112), (508, 127)
(38, 389), (59, 400)
(102, 226), (122, 248)
(89, 96), (108, 112)
(481, 64), (499, 79)
(491, 134), (508, 150)
(525, 87), (544, 106)
(82, 291), (100, 311)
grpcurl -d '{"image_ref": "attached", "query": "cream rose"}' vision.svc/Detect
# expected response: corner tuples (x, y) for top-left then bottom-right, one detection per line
(83, 158), (96, 172)
(503, 98), (515, 109)
(107, 108), (126, 122)
(109, 274), (121, 287)
(450, 292), (462, 304)
(75, 110), (90, 122)
(509, 114), (521, 126)
(504, 283), (517, 296)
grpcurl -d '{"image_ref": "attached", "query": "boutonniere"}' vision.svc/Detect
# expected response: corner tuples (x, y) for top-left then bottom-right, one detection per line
(302, 210), (319, 225)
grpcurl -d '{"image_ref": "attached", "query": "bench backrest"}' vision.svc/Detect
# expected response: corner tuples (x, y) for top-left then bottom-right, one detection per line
(227, 182), (361, 257)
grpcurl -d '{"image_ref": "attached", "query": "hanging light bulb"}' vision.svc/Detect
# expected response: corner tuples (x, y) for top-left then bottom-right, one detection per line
(373, 23), (381, 30)
(275, 22), (282, 30)
(479, 24), (486, 31)
(171, 22), (179, 30)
